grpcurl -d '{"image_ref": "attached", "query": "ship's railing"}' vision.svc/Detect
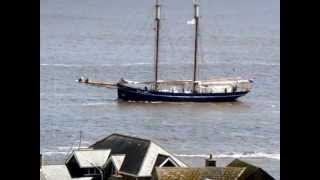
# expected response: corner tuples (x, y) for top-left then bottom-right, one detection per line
(121, 78), (252, 93)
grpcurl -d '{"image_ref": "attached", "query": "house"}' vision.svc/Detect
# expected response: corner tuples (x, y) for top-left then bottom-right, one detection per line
(63, 133), (187, 180)
(152, 155), (275, 180)
(40, 164), (93, 180)
(41, 133), (275, 180)
(89, 133), (188, 179)
(226, 159), (275, 180)
(152, 167), (246, 180)
(65, 149), (111, 179)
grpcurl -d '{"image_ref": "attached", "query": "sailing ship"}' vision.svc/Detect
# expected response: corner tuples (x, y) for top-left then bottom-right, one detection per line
(80, 0), (253, 102)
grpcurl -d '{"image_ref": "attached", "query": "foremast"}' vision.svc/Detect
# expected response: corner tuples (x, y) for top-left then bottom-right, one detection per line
(192, 0), (200, 92)
(154, 0), (161, 90)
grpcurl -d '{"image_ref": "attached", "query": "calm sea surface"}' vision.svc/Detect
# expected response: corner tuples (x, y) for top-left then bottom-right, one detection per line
(40, 0), (279, 179)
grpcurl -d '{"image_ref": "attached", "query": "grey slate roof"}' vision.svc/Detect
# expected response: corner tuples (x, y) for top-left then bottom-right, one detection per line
(90, 134), (151, 175)
(89, 133), (187, 177)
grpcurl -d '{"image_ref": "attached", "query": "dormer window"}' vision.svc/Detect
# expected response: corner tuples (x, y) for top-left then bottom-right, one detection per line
(84, 168), (100, 176)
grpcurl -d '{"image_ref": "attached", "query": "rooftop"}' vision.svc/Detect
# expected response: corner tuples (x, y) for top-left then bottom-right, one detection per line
(227, 159), (275, 180)
(154, 167), (246, 180)
(68, 149), (111, 168)
(40, 165), (93, 180)
(90, 133), (187, 177)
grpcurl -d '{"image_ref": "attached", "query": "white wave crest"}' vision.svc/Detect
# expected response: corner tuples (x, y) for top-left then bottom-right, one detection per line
(56, 145), (89, 151)
(42, 151), (68, 156)
(40, 63), (152, 67)
(81, 102), (115, 106)
(175, 152), (280, 160)
(42, 145), (90, 156)
(40, 63), (84, 67)
(41, 61), (279, 68)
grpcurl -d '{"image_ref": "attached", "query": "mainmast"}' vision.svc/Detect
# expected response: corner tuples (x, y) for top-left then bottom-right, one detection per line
(192, 0), (200, 92)
(154, 0), (161, 89)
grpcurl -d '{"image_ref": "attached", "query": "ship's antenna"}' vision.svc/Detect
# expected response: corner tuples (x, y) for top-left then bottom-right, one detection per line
(78, 130), (82, 150)
(192, 0), (200, 92)
(154, 0), (161, 90)
(64, 141), (75, 162)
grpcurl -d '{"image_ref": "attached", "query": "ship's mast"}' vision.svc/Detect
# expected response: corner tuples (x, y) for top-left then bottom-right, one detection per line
(192, 0), (200, 92)
(154, 0), (161, 89)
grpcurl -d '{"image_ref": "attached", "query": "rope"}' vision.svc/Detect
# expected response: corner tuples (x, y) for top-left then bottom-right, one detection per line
(111, 3), (153, 79)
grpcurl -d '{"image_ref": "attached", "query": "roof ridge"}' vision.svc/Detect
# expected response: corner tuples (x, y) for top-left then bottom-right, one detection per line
(137, 142), (188, 176)
(137, 140), (152, 176)
(111, 133), (152, 143)
(75, 149), (110, 152)
(148, 141), (189, 167)
(90, 133), (151, 148)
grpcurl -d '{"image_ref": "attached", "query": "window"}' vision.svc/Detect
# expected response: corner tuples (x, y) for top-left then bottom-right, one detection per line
(84, 168), (100, 176)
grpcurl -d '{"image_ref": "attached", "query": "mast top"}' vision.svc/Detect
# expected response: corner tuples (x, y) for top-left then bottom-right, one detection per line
(194, 0), (200, 18)
(155, 0), (161, 20)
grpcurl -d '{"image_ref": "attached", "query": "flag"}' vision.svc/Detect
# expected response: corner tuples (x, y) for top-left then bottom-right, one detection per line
(187, 18), (195, 25)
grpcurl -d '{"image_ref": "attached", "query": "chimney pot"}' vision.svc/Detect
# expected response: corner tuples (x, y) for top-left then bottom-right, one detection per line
(205, 153), (216, 167)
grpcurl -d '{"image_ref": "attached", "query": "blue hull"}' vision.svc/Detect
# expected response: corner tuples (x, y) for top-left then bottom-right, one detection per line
(117, 84), (249, 102)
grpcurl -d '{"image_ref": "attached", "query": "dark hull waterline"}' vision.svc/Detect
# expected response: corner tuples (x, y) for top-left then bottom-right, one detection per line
(117, 84), (249, 102)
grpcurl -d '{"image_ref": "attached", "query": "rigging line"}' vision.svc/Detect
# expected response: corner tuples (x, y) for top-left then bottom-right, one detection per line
(197, 1), (205, 80)
(114, 3), (154, 79)
(134, 6), (154, 60)
(198, 14), (204, 63)
(64, 141), (76, 162)
(198, 15), (205, 80)
(161, 1), (184, 80)
(197, 17), (201, 81)
(113, 4), (147, 62)
(161, 3), (177, 69)
(156, 1), (175, 81)
(78, 130), (82, 150)
(159, 3), (167, 72)
(52, 60), (57, 137)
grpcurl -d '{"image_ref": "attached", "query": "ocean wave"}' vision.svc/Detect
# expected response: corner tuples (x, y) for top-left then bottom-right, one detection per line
(235, 62), (279, 66)
(40, 63), (152, 67)
(125, 100), (185, 105)
(81, 101), (117, 106)
(40, 63), (84, 67)
(56, 146), (89, 151)
(42, 149), (279, 161)
(175, 152), (280, 160)
(42, 151), (68, 156)
(40, 61), (279, 68)
(42, 146), (90, 156)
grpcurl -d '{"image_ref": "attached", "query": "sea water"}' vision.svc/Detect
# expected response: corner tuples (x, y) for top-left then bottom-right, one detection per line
(40, 0), (279, 179)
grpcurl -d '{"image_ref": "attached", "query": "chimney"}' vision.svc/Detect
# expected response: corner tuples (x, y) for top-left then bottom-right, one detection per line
(205, 153), (216, 167)
(40, 154), (42, 169)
